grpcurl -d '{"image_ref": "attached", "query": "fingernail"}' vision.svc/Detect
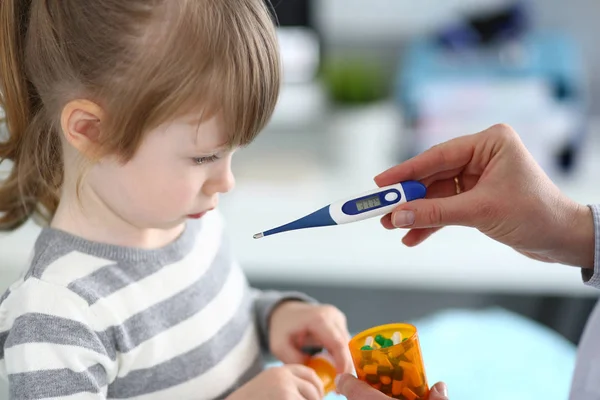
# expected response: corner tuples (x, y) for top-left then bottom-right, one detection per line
(432, 383), (448, 397)
(334, 374), (342, 388)
(393, 210), (415, 227)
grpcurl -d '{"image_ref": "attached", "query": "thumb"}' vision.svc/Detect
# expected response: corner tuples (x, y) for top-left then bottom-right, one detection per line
(335, 374), (389, 399)
(391, 194), (478, 229)
(429, 382), (449, 400)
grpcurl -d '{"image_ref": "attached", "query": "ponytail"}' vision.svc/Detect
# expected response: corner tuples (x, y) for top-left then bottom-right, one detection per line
(0, 0), (60, 231)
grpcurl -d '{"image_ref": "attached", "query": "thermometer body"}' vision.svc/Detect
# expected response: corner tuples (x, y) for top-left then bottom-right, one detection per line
(253, 180), (426, 239)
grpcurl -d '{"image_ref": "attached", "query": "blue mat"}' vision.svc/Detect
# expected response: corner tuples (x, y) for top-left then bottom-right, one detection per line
(319, 307), (576, 399)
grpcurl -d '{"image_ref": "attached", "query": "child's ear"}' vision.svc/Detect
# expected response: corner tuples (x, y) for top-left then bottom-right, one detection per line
(60, 99), (105, 158)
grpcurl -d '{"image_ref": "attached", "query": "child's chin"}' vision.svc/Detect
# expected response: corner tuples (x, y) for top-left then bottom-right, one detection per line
(148, 219), (187, 231)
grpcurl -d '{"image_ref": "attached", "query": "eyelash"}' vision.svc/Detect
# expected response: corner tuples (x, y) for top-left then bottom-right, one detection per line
(193, 155), (220, 165)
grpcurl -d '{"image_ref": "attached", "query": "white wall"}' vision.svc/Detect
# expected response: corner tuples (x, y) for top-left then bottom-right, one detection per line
(312, 0), (600, 112)
(314, 0), (509, 42)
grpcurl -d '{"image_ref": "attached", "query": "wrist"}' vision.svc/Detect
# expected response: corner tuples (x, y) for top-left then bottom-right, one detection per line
(269, 299), (302, 322)
(555, 203), (595, 269)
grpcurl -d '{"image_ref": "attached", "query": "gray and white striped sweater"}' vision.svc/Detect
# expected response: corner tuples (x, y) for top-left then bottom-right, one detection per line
(0, 211), (310, 399)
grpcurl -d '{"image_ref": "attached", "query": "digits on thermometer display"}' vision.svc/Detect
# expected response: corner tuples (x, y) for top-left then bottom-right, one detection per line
(356, 195), (381, 211)
(253, 180), (426, 239)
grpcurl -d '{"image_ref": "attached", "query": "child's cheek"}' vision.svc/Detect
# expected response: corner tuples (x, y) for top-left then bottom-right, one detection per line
(158, 178), (198, 212)
(165, 184), (196, 211)
(128, 164), (201, 221)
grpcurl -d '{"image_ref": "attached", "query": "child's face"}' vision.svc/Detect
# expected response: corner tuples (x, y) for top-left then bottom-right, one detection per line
(87, 113), (235, 230)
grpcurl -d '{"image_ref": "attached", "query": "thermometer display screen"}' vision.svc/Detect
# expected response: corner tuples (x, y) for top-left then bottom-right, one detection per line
(356, 195), (381, 211)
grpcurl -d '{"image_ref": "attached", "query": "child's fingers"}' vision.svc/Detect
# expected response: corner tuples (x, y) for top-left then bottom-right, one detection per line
(308, 319), (353, 374)
(278, 341), (310, 366)
(324, 323), (352, 374)
(330, 316), (353, 374)
(287, 365), (324, 399)
(294, 377), (322, 400)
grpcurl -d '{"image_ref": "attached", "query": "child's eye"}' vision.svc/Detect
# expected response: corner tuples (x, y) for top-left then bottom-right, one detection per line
(193, 155), (220, 165)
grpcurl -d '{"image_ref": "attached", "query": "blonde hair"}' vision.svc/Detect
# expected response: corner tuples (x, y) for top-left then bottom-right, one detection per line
(0, 0), (280, 231)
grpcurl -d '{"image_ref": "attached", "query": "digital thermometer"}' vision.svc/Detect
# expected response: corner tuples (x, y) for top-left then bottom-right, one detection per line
(253, 180), (426, 239)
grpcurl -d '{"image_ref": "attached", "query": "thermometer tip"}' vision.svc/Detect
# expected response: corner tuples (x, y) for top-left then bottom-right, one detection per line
(253, 232), (264, 239)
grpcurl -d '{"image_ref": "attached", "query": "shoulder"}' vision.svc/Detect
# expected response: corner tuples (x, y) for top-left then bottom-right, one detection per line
(0, 277), (107, 357)
(24, 231), (118, 308)
(0, 277), (96, 325)
(0, 228), (115, 327)
(22, 227), (114, 288)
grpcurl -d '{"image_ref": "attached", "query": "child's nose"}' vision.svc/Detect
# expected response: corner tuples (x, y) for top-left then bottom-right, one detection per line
(218, 168), (235, 194)
(205, 165), (235, 195)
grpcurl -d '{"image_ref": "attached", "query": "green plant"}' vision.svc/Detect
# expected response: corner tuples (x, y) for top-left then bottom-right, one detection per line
(320, 57), (389, 105)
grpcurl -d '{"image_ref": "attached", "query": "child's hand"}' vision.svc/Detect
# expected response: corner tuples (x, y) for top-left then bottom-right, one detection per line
(269, 301), (353, 374)
(226, 365), (324, 400)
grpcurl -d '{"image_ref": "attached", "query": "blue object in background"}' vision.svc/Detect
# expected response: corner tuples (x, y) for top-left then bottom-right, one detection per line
(393, 29), (588, 174)
(437, 1), (531, 51)
(396, 30), (587, 122)
(322, 307), (575, 400)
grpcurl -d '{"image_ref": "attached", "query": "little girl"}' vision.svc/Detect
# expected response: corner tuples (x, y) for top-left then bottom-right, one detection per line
(0, 1), (352, 399)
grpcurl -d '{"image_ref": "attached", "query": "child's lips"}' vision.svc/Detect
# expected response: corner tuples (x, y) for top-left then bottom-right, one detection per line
(187, 212), (206, 219)
(187, 208), (214, 219)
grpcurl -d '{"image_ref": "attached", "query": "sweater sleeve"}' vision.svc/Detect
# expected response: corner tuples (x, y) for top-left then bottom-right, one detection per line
(581, 204), (600, 288)
(0, 278), (112, 400)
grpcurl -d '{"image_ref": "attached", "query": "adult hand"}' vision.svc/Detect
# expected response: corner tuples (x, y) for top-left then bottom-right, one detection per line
(376, 124), (594, 269)
(336, 374), (448, 400)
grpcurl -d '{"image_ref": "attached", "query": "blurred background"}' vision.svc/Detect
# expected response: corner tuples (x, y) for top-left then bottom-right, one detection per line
(1, 0), (600, 399)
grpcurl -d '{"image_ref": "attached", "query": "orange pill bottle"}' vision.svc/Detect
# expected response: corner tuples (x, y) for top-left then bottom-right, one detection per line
(305, 351), (337, 395)
(349, 323), (429, 399)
